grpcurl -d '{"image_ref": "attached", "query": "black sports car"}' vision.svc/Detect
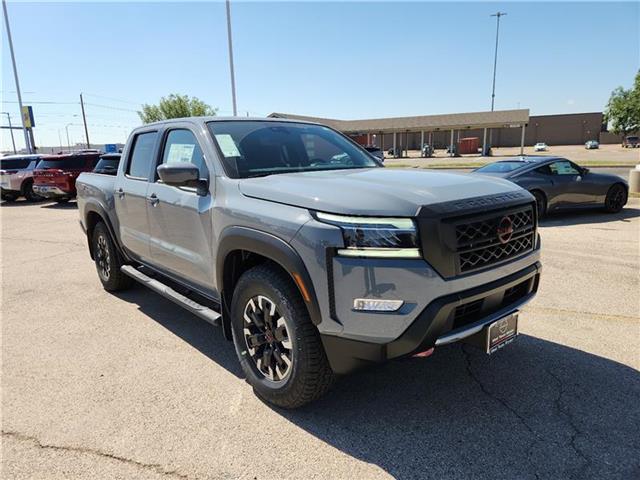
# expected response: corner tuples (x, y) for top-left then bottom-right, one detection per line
(473, 156), (628, 217)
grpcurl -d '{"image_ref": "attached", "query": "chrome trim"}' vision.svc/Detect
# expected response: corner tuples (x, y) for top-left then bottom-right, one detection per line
(434, 291), (536, 346)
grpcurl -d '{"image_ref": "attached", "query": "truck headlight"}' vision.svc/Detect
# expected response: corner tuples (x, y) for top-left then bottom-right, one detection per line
(315, 212), (421, 258)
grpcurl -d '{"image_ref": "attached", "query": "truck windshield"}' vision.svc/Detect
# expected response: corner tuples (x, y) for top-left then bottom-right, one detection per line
(207, 121), (380, 178)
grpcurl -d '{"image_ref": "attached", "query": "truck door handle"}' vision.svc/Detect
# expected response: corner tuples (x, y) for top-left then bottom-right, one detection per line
(147, 193), (159, 207)
(117, 188), (125, 199)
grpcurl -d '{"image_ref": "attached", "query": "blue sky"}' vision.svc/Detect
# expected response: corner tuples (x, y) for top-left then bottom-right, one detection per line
(2, 1), (639, 149)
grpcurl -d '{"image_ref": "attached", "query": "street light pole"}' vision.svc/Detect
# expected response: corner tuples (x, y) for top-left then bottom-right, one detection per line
(225, 0), (238, 116)
(2, 112), (17, 153)
(2, 0), (31, 153)
(490, 11), (507, 111)
(65, 123), (73, 152)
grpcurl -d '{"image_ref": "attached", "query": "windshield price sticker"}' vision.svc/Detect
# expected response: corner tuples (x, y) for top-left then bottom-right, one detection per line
(215, 134), (241, 157)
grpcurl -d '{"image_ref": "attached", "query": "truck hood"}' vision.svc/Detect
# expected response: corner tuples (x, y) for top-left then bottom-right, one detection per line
(238, 168), (525, 216)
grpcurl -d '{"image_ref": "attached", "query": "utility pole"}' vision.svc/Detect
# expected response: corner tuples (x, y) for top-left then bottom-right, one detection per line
(2, 0), (31, 153)
(80, 93), (90, 148)
(2, 112), (17, 153)
(225, 0), (238, 116)
(490, 11), (507, 111)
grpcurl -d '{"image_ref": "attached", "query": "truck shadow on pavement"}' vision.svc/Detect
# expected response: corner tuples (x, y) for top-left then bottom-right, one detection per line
(539, 205), (640, 227)
(283, 338), (640, 480)
(115, 285), (639, 479)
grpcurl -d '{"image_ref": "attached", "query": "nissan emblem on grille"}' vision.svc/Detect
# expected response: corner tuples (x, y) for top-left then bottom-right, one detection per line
(496, 216), (514, 244)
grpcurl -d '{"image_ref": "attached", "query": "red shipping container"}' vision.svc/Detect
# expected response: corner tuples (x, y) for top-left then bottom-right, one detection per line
(458, 137), (480, 154)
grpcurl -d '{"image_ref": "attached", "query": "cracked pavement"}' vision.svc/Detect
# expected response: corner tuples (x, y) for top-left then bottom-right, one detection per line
(2, 199), (639, 479)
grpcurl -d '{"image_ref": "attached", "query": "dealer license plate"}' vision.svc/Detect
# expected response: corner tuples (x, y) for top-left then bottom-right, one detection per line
(485, 313), (518, 354)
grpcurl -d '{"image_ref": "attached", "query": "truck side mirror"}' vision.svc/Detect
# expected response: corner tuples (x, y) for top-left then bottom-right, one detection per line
(157, 162), (208, 195)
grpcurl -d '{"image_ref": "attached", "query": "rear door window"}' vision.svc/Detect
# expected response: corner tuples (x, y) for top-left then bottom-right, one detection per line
(0, 158), (31, 170)
(159, 129), (208, 178)
(127, 132), (158, 179)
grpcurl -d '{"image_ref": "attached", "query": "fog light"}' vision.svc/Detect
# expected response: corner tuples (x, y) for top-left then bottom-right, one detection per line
(353, 298), (404, 312)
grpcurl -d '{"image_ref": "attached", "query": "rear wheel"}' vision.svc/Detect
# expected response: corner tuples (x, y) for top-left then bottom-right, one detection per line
(230, 264), (334, 408)
(22, 180), (42, 202)
(531, 190), (547, 219)
(92, 222), (133, 291)
(604, 184), (627, 213)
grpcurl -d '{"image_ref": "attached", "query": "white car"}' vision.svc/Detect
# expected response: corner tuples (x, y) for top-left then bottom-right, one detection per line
(534, 142), (548, 152)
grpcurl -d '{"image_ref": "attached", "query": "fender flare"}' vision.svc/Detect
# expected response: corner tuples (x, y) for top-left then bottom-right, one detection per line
(83, 201), (129, 262)
(216, 226), (322, 328)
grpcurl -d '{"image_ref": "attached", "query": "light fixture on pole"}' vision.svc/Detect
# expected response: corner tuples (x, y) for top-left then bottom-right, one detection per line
(2, 111), (17, 153)
(225, 0), (238, 116)
(2, 0), (31, 153)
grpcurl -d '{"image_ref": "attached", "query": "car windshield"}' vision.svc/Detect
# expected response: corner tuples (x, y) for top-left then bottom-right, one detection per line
(93, 157), (120, 174)
(627, 136), (639, 141)
(206, 121), (380, 178)
(475, 161), (526, 173)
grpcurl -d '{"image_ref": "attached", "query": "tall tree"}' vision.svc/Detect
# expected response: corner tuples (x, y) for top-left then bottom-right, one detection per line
(604, 70), (640, 138)
(138, 94), (217, 123)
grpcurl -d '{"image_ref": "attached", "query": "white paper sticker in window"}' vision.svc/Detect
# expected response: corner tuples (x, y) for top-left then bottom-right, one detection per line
(215, 134), (241, 157)
(166, 143), (195, 163)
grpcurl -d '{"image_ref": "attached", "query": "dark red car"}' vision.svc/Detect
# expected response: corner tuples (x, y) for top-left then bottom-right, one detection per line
(33, 152), (101, 203)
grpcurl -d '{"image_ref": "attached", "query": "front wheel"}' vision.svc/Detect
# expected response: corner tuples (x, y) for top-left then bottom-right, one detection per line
(230, 264), (334, 408)
(604, 184), (627, 213)
(91, 222), (133, 291)
(531, 190), (547, 219)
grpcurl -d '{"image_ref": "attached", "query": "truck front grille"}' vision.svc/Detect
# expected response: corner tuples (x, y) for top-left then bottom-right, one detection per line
(453, 206), (535, 273)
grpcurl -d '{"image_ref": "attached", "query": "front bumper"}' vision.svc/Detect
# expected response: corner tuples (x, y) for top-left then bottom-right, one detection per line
(321, 262), (541, 374)
(33, 185), (71, 199)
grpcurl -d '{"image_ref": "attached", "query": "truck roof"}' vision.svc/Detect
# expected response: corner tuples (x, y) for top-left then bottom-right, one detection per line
(138, 116), (322, 128)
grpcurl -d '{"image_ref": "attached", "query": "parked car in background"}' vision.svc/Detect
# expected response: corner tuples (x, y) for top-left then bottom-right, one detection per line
(0, 154), (47, 202)
(421, 143), (434, 157)
(534, 142), (548, 152)
(93, 153), (121, 175)
(33, 152), (101, 203)
(584, 140), (599, 149)
(473, 156), (628, 217)
(77, 117), (541, 408)
(364, 146), (384, 162)
(623, 135), (639, 148)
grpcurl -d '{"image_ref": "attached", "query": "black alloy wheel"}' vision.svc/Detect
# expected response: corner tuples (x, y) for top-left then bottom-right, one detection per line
(604, 184), (627, 213)
(242, 295), (293, 382)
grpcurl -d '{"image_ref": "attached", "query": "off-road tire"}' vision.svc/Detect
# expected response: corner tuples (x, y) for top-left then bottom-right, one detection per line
(604, 184), (627, 213)
(92, 222), (134, 291)
(230, 264), (334, 408)
(531, 190), (547, 219)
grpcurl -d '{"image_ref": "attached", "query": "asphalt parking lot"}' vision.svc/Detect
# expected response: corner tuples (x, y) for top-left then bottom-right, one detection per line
(2, 199), (639, 480)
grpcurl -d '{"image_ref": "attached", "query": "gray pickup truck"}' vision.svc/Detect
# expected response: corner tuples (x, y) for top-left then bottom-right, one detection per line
(77, 117), (541, 408)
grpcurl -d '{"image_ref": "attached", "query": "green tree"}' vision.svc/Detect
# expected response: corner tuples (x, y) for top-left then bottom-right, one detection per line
(604, 70), (640, 138)
(138, 94), (217, 123)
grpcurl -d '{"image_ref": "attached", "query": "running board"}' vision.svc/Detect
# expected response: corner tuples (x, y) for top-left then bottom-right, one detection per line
(121, 265), (222, 327)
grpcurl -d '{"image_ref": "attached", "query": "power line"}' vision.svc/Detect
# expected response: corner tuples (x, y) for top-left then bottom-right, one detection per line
(81, 92), (141, 106)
